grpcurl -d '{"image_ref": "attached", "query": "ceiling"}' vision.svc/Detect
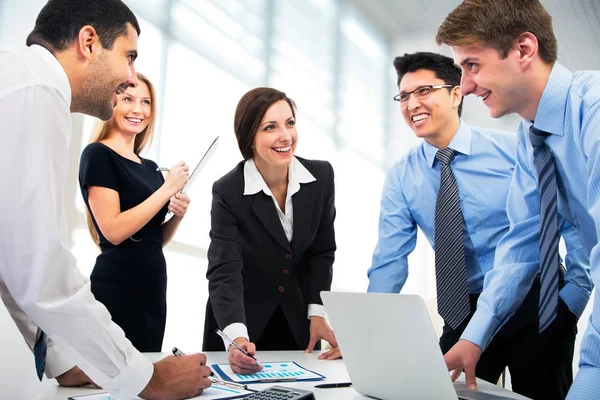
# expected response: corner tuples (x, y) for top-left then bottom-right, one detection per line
(348, 0), (600, 71)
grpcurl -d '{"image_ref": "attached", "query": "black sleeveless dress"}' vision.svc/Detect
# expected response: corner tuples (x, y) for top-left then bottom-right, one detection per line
(79, 142), (169, 351)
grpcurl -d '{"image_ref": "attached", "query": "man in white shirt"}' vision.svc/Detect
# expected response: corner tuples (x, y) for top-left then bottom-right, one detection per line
(0, 1), (211, 399)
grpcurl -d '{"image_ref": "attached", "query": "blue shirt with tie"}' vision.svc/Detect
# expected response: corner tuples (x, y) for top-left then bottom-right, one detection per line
(458, 63), (596, 400)
(368, 122), (518, 295)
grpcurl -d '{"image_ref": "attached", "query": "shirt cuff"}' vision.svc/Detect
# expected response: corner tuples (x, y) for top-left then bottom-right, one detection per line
(560, 282), (591, 318)
(566, 366), (600, 400)
(223, 323), (249, 351)
(459, 311), (500, 351)
(44, 339), (76, 379)
(99, 350), (153, 400)
(307, 304), (326, 319)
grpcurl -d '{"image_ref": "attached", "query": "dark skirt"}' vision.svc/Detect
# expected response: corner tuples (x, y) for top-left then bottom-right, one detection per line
(91, 240), (167, 352)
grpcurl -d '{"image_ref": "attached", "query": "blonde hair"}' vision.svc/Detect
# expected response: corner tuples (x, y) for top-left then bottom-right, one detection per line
(86, 72), (158, 245)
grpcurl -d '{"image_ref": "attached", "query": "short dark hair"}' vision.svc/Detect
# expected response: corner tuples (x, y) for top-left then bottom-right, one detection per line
(26, 0), (140, 52)
(436, 0), (557, 64)
(234, 88), (297, 160)
(393, 52), (463, 117)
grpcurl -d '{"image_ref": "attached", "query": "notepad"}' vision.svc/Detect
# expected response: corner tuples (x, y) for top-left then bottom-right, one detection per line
(164, 136), (219, 220)
(181, 136), (219, 194)
(67, 382), (254, 400)
(212, 361), (325, 384)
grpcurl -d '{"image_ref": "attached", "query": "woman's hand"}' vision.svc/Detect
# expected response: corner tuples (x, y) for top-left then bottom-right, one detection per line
(164, 161), (189, 194)
(168, 193), (190, 217)
(318, 347), (342, 360)
(305, 316), (338, 354)
(228, 338), (263, 375)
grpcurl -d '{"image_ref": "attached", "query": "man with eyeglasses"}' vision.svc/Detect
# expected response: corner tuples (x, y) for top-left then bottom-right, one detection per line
(355, 52), (585, 400)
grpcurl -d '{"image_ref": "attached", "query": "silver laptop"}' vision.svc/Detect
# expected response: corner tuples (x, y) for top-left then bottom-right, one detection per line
(321, 292), (527, 400)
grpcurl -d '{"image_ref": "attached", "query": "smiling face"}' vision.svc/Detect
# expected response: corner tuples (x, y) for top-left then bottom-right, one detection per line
(399, 69), (461, 145)
(112, 80), (152, 136)
(79, 23), (139, 120)
(252, 100), (298, 169)
(452, 45), (527, 119)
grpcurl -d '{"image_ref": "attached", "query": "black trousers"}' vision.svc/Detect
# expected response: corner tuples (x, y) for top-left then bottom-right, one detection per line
(439, 277), (577, 400)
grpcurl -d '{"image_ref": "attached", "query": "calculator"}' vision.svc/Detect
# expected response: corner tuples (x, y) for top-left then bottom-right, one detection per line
(245, 385), (315, 400)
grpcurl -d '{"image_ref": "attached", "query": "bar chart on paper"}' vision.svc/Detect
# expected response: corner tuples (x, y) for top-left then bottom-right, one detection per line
(212, 361), (325, 383)
(236, 363), (308, 381)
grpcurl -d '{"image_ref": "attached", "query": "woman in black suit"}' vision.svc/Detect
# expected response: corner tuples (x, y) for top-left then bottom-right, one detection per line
(203, 87), (339, 373)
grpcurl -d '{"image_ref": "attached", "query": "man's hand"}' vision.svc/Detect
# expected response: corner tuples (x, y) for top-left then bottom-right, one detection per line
(228, 338), (263, 375)
(139, 354), (212, 400)
(444, 339), (482, 390)
(305, 316), (338, 353)
(56, 366), (99, 388)
(318, 347), (342, 360)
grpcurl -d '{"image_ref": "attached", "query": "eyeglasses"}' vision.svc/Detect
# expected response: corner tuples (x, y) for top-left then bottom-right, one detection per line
(393, 84), (454, 104)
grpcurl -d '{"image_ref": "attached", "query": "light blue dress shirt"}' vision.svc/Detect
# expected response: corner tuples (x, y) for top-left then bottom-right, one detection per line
(457, 63), (597, 400)
(367, 122), (518, 295)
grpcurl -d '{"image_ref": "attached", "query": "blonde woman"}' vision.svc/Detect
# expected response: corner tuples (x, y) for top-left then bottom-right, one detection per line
(78, 73), (190, 351)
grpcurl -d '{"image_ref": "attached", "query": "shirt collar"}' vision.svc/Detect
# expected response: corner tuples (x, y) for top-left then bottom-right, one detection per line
(423, 120), (472, 168)
(532, 62), (572, 136)
(244, 157), (316, 196)
(29, 45), (72, 107)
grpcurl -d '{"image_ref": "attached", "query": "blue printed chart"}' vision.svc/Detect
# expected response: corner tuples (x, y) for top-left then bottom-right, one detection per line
(213, 361), (325, 383)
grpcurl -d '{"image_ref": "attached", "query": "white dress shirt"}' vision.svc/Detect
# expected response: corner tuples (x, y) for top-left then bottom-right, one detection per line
(222, 157), (327, 347)
(0, 45), (152, 399)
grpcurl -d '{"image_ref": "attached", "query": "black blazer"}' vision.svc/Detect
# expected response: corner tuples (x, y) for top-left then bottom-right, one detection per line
(202, 157), (336, 351)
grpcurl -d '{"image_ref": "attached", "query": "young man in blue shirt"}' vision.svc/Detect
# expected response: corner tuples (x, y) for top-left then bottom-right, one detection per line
(437, 1), (597, 399)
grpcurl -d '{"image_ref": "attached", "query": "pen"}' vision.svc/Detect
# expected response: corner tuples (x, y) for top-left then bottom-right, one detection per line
(172, 347), (214, 377)
(156, 167), (170, 171)
(314, 382), (353, 389)
(259, 378), (297, 383)
(172, 347), (185, 356)
(210, 377), (248, 391)
(215, 329), (262, 367)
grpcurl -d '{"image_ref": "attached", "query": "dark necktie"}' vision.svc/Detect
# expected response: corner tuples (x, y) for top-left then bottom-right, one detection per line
(434, 148), (470, 330)
(33, 327), (47, 381)
(529, 125), (559, 332)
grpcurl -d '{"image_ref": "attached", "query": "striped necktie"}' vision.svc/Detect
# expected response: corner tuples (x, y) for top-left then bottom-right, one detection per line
(434, 148), (470, 330)
(34, 327), (47, 381)
(529, 125), (559, 332)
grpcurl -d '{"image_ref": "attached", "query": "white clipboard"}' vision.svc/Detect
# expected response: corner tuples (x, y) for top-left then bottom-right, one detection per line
(181, 136), (219, 194)
(165, 136), (219, 219)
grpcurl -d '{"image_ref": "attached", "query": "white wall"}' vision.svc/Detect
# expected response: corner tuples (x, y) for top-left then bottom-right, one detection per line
(0, 0), (44, 47)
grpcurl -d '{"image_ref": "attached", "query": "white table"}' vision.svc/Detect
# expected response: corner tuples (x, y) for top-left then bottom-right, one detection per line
(37, 351), (529, 400)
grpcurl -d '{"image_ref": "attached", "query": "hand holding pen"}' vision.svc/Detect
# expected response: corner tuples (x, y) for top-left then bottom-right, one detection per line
(138, 350), (211, 399)
(172, 347), (249, 391)
(216, 329), (264, 375)
(157, 161), (189, 195)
